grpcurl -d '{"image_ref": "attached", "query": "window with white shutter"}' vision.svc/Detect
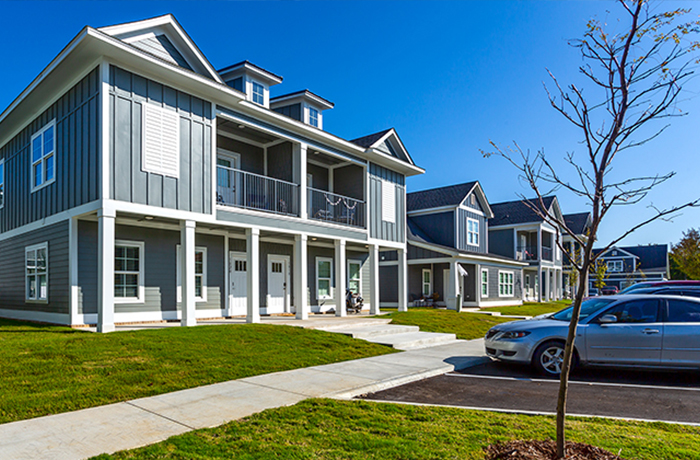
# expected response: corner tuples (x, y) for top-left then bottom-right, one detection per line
(142, 103), (180, 178)
(381, 179), (395, 223)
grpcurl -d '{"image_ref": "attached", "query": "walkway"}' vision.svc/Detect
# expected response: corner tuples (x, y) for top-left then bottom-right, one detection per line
(1, 315), (488, 460)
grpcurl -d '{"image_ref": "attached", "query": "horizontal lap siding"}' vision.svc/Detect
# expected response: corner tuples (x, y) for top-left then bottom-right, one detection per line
(0, 221), (69, 315)
(0, 68), (100, 233)
(369, 163), (405, 243)
(484, 264), (522, 300)
(110, 66), (212, 213)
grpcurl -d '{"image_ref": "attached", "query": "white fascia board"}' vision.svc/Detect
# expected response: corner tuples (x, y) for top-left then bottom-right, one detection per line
(367, 147), (424, 176)
(489, 223), (541, 232)
(368, 128), (415, 166)
(597, 246), (639, 259)
(408, 239), (527, 266)
(407, 205), (457, 216)
(270, 91), (333, 110)
(459, 182), (494, 219)
(219, 63), (282, 86)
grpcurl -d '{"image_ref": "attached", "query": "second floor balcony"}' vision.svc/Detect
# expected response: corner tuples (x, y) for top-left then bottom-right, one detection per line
(308, 188), (365, 228)
(217, 166), (300, 217)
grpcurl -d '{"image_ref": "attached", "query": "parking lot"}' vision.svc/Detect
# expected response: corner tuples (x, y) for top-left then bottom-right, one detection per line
(361, 360), (700, 424)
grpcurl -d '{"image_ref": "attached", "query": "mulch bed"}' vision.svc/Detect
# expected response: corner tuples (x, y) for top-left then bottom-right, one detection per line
(485, 440), (625, 460)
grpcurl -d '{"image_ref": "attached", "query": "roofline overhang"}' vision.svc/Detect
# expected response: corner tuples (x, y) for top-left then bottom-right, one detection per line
(407, 239), (528, 266)
(270, 90), (334, 110)
(218, 61), (283, 85)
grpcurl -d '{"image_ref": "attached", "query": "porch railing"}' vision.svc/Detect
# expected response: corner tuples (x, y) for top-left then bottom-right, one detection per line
(216, 165), (300, 217)
(542, 246), (553, 261)
(308, 188), (366, 228)
(516, 245), (538, 261)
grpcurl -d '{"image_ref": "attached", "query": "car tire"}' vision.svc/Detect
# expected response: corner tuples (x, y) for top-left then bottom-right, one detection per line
(533, 341), (571, 376)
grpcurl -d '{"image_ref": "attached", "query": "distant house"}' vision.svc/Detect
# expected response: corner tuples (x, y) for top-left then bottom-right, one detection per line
(592, 244), (669, 291)
(562, 212), (592, 298)
(379, 182), (526, 309)
(488, 197), (565, 302)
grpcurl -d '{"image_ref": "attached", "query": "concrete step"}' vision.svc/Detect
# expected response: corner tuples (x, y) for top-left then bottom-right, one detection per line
(368, 331), (458, 350)
(330, 324), (421, 339)
(311, 318), (392, 331)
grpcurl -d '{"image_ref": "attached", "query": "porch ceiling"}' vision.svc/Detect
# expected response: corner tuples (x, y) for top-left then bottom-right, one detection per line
(218, 118), (279, 145)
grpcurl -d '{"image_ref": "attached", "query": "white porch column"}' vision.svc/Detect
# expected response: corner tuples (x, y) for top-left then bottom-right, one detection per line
(335, 239), (347, 317)
(69, 217), (79, 326)
(294, 143), (308, 219)
(537, 268), (542, 303)
(369, 243), (380, 315)
(294, 234), (308, 320)
(447, 259), (460, 310)
(97, 208), (115, 333)
(544, 268), (551, 302)
(476, 264), (482, 306)
(397, 248), (408, 312)
(180, 220), (197, 327)
(246, 228), (260, 323)
(537, 228), (543, 261)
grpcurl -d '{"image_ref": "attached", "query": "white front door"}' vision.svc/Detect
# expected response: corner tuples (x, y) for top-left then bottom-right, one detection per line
(266, 255), (290, 314)
(229, 252), (247, 316)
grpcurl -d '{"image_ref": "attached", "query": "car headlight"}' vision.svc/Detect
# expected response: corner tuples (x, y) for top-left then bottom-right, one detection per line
(499, 331), (531, 339)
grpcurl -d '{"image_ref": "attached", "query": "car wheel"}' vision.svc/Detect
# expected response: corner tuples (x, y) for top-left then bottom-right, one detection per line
(533, 341), (567, 376)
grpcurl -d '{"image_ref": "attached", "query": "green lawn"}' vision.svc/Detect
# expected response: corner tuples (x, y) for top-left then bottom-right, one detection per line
(0, 319), (394, 424)
(94, 399), (700, 460)
(380, 308), (513, 340)
(480, 300), (571, 317)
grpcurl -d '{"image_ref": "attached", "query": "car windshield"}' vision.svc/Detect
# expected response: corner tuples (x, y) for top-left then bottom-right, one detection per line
(551, 298), (616, 321)
(619, 283), (653, 294)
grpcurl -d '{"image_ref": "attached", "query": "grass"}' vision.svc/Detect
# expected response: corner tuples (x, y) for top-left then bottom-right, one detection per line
(0, 319), (395, 425)
(480, 300), (571, 317)
(94, 398), (700, 459)
(379, 308), (513, 340)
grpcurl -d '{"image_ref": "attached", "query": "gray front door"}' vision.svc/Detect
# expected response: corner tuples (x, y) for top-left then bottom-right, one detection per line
(585, 299), (662, 365)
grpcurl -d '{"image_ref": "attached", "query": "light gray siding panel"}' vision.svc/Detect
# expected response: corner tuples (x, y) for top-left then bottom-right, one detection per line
(0, 68), (100, 233)
(484, 265), (522, 301)
(457, 208), (487, 254)
(109, 66), (212, 214)
(488, 228), (515, 258)
(410, 212), (454, 248)
(0, 221), (69, 316)
(131, 35), (193, 71)
(369, 163), (405, 243)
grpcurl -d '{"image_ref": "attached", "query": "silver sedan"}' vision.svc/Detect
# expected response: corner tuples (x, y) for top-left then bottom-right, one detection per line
(484, 295), (700, 375)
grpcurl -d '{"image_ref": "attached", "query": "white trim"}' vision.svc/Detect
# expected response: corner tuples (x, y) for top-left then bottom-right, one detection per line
(141, 103), (180, 178)
(466, 217), (479, 247)
(0, 157), (4, 209)
(481, 268), (489, 298)
(458, 205), (485, 217)
(177, 245), (208, 302)
(100, 60), (111, 200)
(421, 268), (432, 297)
(114, 240), (145, 304)
(69, 218), (79, 325)
(498, 270), (514, 298)
(476, 299), (523, 307)
(407, 240), (528, 266)
(316, 256), (333, 300)
(407, 205), (458, 216)
(381, 179), (396, 223)
(25, 242), (49, 303)
(30, 119), (57, 192)
(348, 259), (362, 296)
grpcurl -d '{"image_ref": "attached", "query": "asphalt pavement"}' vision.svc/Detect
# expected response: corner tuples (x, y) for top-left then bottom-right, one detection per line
(361, 360), (700, 425)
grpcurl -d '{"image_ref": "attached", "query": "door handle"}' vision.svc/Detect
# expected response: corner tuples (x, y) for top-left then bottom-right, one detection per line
(642, 329), (660, 334)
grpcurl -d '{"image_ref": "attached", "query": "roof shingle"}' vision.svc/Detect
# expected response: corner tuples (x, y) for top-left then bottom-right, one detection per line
(489, 196), (556, 227)
(407, 182), (478, 212)
(350, 129), (392, 148)
(564, 212), (591, 235)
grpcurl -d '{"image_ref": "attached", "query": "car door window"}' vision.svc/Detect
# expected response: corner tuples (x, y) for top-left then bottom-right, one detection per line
(600, 299), (659, 323)
(667, 299), (700, 322)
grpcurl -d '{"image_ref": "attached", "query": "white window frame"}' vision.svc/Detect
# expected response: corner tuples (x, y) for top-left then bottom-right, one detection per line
(316, 257), (333, 300)
(421, 268), (432, 297)
(481, 268), (489, 298)
(467, 217), (479, 246)
(142, 103), (180, 178)
(177, 245), (208, 303)
(114, 240), (145, 304)
(31, 120), (57, 192)
(607, 260), (623, 273)
(348, 259), (362, 296)
(0, 158), (4, 209)
(252, 81), (265, 105)
(308, 107), (319, 128)
(498, 270), (514, 298)
(25, 242), (49, 303)
(381, 179), (396, 223)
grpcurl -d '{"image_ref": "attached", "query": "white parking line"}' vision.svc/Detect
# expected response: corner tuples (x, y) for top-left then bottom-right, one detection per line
(363, 398), (700, 427)
(445, 372), (700, 392)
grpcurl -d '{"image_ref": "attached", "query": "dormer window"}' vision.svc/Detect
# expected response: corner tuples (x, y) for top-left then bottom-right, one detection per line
(252, 81), (265, 105)
(309, 107), (319, 128)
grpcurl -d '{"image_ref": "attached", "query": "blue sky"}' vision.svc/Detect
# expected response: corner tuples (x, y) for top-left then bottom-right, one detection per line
(1, 1), (698, 248)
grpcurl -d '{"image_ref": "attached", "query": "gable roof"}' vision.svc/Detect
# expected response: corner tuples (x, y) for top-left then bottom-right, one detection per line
(489, 196), (558, 227)
(349, 128), (420, 171)
(594, 244), (668, 271)
(270, 89), (334, 110)
(350, 129), (392, 149)
(564, 212), (591, 235)
(217, 60), (283, 85)
(98, 14), (224, 84)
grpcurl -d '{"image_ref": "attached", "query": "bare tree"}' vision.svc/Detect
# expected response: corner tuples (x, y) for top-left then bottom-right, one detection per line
(483, 1), (700, 457)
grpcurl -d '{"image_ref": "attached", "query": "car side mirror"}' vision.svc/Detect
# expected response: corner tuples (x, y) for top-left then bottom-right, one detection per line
(599, 314), (617, 324)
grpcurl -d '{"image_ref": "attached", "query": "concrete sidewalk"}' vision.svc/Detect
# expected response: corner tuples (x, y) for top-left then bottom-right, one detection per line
(0, 339), (488, 460)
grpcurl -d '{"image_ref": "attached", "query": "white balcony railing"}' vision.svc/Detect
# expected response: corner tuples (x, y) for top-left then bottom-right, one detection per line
(216, 166), (299, 217)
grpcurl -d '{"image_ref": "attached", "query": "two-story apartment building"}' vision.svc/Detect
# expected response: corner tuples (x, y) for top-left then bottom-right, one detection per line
(379, 182), (526, 308)
(488, 196), (564, 302)
(591, 244), (669, 291)
(0, 15), (424, 332)
(562, 212), (591, 299)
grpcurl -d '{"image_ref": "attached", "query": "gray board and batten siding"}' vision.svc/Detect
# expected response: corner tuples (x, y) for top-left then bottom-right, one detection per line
(109, 66), (213, 214)
(218, 136), (264, 175)
(131, 35), (194, 71)
(273, 103), (302, 122)
(379, 265), (398, 304)
(410, 212), (454, 248)
(0, 67), (101, 234)
(369, 163), (405, 243)
(489, 228), (515, 259)
(407, 243), (450, 261)
(78, 222), (224, 315)
(457, 208), (487, 254)
(0, 220), (69, 316)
